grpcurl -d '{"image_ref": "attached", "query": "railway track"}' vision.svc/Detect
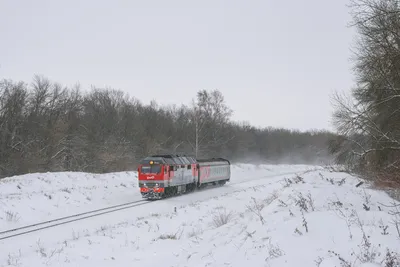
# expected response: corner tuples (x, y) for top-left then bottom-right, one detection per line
(0, 199), (149, 241)
(0, 168), (319, 241)
(229, 168), (320, 186)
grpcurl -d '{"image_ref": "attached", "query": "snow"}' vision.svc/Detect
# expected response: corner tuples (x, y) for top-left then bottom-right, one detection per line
(1, 163), (399, 266)
(0, 171), (139, 230)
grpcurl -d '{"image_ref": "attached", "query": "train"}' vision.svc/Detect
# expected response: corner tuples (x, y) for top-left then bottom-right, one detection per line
(137, 154), (231, 199)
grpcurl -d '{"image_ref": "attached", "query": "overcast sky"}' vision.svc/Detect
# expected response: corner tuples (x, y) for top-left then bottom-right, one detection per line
(0, 0), (355, 132)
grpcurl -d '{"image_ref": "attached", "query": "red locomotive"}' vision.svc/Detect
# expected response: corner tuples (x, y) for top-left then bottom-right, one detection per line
(137, 154), (230, 199)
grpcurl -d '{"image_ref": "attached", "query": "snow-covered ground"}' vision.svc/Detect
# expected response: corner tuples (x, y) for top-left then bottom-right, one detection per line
(0, 164), (312, 231)
(1, 164), (399, 266)
(0, 171), (139, 230)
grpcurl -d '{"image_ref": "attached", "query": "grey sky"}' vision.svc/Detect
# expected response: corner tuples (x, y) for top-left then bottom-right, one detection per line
(1, 0), (355, 131)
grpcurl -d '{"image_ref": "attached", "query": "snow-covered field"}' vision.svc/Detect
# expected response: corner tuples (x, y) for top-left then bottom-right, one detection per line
(1, 164), (399, 266)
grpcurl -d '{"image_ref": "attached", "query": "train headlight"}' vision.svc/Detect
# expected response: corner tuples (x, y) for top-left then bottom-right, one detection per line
(155, 183), (159, 187)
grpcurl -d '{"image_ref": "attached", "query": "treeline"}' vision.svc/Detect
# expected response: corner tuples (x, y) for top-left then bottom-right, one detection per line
(0, 75), (334, 178)
(330, 0), (400, 183)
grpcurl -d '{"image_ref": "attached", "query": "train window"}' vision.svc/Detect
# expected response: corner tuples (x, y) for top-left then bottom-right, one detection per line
(187, 165), (191, 170)
(141, 165), (161, 174)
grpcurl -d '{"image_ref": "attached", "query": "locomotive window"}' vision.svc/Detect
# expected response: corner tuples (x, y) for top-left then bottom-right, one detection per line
(187, 165), (191, 169)
(141, 165), (161, 174)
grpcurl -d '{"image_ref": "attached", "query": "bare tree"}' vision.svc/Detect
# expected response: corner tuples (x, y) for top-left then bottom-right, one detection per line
(331, 0), (400, 180)
(0, 80), (28, 175)
(187, 89), (234, 157)
(0, 76), (334, 178)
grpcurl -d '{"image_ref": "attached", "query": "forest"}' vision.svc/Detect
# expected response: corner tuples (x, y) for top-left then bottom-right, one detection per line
(3, 0), (399, 185)
(329, 0), (400, 184)
(0, 76), (334, 178)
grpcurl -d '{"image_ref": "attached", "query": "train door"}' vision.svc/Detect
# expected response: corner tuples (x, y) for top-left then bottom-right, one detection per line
(170, 165), (184, 186)
(176, 165), (186, 194)
(168, 165), (176, 186)
(164, 165), (170, 187)
(180, 165), (184, 185)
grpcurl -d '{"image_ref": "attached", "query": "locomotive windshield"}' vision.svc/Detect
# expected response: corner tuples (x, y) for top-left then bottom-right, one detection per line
(141, 165), (161, 174)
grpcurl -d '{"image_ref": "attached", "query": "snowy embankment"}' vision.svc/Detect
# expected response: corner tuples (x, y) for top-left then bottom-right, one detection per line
(0, 171), (139, 230)
(0, 164), (310, 230)
(1, 164), (400, 266)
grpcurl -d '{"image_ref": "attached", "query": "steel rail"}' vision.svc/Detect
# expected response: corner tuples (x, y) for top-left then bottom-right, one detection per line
(0, 200), (149, 241)
(0, 168), (319, 241)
